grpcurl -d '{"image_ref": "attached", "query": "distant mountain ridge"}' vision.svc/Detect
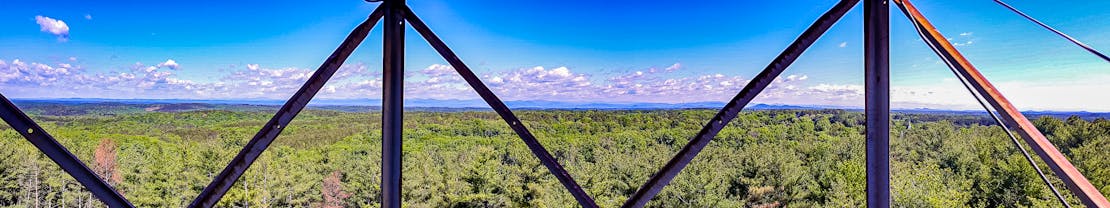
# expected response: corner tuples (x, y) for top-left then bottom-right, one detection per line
(10, 98), (1110, 116)
(13, 98), (818, 110)
(8, 98), (1109, 120)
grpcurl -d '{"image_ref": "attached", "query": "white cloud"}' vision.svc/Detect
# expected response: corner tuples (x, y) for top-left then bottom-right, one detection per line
(141, 59), (180, 72)
(420, 64), (455, 77)
(3, 58), (1108, 111)
(950, 32), (975, 46)
(84, 14), (92, 20)
(838, 42), (847, 48)
(664, 63), (682, 72)
(157, 59), (179, 69)
(785, 74), (808, 81)
(0, 60), (878, 107)
(34, 16), (69, 42)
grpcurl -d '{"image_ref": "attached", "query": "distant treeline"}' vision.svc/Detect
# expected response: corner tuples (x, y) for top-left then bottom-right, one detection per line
(12, 100), (1110, 120)
(0, 104), (1107, 207)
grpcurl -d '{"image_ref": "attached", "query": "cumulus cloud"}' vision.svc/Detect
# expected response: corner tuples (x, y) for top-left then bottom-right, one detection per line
(0, 59), (855, 106)
(664, 63), (682, 72)
(421, 64), (456, 77)
(142, 59), (180, 72)
(0, 59), (76, 84)
(35, 16), (70, 42)
(380, 64), (838, 105)
(949, 31), (975, 46)
(157, 59), (179, 69)
(3, 58), (1106, 111)
(0, 58), (382, 99)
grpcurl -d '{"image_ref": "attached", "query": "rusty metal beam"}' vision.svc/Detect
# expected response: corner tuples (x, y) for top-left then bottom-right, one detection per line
(619, 0), (860, 207)
(402, 6), (600, 208)
(0, 94), (135, 208)
(188, 6), (385, 208)
(894, 0), (1110, 206)
(864, 0), (890, 207)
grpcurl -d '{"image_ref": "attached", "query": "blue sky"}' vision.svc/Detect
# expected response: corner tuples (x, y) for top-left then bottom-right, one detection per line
(1, 0), (1108, 111)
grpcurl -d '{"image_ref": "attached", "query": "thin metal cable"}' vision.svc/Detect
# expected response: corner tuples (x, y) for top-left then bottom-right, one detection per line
(949, 61), (1072, 208)
(994, 0), (1110, 62)
(896, 4), (1071, 207)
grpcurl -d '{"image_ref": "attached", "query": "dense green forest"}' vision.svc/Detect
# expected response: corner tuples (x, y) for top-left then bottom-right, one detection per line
(0, 103), (1107, 207)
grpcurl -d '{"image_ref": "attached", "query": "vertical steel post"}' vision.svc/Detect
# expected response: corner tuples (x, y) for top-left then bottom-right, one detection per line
(381, 0), (405, 207)
(864, 0), (890, 207)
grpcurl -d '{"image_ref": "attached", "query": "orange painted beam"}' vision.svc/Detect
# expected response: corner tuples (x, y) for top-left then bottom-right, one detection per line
(894, 0), (1109, 207)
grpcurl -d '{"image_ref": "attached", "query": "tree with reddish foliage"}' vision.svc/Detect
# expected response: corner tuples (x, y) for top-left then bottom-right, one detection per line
(90, 138), (123, 207)
(320, 170), (349, 208)
(93, 139), (121, 186)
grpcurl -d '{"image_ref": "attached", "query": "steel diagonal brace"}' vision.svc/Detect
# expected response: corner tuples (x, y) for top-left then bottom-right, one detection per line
(188, 6), (385, 208)
(402, 7), (600, 208)
(621, 0), (859, 207)
(0, 94), (135, 207)
(893, 0), (1110, 207)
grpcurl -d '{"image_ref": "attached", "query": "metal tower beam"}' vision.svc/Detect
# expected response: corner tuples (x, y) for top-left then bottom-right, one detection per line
(894, 0), (1110, 206)
(403, 6), (600, 208)
(381, 0), (406, 207)
(0, 94), (135, 208)
(620, 0), (860, 207)
(188, 6), (385, 208)
(864, 0), (891, 207)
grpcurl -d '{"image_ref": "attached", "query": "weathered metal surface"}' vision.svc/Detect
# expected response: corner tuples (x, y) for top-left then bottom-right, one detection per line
(381, 0), (406, 207)
(864, 0), (890, 207)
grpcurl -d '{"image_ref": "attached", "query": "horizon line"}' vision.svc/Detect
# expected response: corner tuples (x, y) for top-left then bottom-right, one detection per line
(9, 97), (1107, 113)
